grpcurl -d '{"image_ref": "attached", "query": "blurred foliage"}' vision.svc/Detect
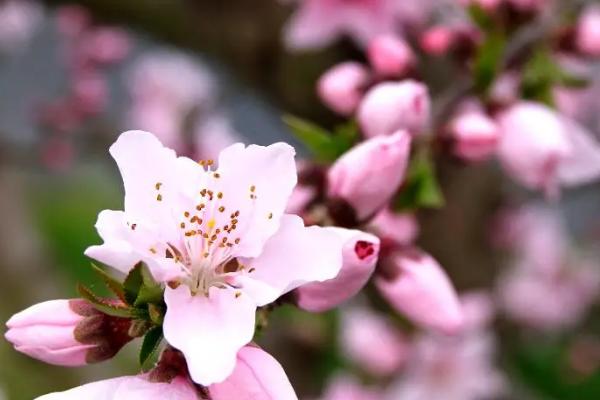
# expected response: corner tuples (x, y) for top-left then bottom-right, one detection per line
(394, 148), (445, 211)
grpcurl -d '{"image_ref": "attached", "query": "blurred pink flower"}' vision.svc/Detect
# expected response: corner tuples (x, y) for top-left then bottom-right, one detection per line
(194, 115), (242, 161)
(317, 62), (370, 115)
(126, 52), (216, 151)
(283, 0), (398, 50)
(35, 376), (198, 400)
(285, 184), (317, 215)
(316, 375), (381, 400)
(368, 208), (419, 246)
(506, 0), (547, 12)
(386, 330), (505, 400)
(209, 345), (298, 399)
(489, 71), (521, 106)
(367, 35), (414, 77)
(496, 101), (600, 196)
(340, 308), (409, 376)
(577, 5), (600, 57)
(448, 110), (499, 162)
(420, 26), (456, 56)
(0, 0), (42, 53)
(498, 258), (600, 331)
(358, 80), (431, 137)
(85, 131), (354, 385)
(456, 0), (501, 12)
(5, 299), (132, 367)
(295, 229), (380, 312)
(375, 249), (463, 334)
(327, 131), (411, 221)
(82, 27), (130, 64)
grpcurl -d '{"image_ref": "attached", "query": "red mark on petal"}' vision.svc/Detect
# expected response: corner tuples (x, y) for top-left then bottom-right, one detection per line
(355, 240), (375, 260)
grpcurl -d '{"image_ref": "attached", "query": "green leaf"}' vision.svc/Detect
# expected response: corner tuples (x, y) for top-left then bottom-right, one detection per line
(91, 263), (126, 303)
(284, 115), (358, 163)
(394, 149), (445, 211)
(139, 326), (163, 370)
(77, 284), (133, 318)
(473, 32), (506, 94)
(468, 4), (493, 31)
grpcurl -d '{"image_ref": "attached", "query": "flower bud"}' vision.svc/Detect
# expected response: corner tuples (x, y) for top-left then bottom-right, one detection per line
(358, 80), (430, 138)
(295, 229), (380, 312)
(448, 111), (499, 162)
(210, 345), (297, 400)
(420, 26), (455, 56)
(317, 62), (370, 116)
(327, 131), (411, 221)
(496, 102), (572, 196)
(367, 35), (414, 77)
(5, 299), (133, 366)
(576, 5), (600, 57)
(375, 249), (463, 334)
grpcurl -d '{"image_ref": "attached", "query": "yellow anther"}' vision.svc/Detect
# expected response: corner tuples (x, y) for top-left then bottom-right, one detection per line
(207, 218), (216, 230)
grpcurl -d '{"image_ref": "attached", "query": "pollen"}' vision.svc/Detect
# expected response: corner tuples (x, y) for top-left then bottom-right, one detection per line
(213, 173), (221, 178)
(156, 194), (163, 201)
(180, 222), (186, 229)
(155, 182), (162, 190)
(149, 247), (157, 254)
(268, 212), (273, 219)
(217, 192), (223, 199)
(184, 211), (190, 218)
(235, 292), (242, 298)
(250, 185), (256, 192)
(131, 223), (137, 230)
(207, 218), (216, 230)
(218, 206), (225, 212)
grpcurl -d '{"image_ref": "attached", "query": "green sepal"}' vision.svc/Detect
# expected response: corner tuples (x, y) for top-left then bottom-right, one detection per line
(139, 326), (163, 371)
(148, 303), (165, 326)
(90, 263), (127, 303)
(473, 31), (506, 95)
(77, 283), (133, 318)
(394, 149), (445, 211)
(124, 262), (162, 307)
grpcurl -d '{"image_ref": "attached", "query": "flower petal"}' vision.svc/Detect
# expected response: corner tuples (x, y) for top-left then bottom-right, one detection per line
(237, 214), (344, 306)
(163, 285), (257, 385)
(558, 118), (600, 186)
(214, 143), (297, 258)
(210, 345), (298, 400)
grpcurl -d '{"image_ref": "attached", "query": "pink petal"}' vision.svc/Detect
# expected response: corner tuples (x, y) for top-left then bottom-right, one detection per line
(214, 142), (297, 258)
(295, 228), (380, 312)
(35, 376), (197, 400)
(163, 285), (257, 385)
(283, 0), (342, 50)
(557, 118), (600, 186)
(210, 345), (298, 400)
(236, 214), (344, 306)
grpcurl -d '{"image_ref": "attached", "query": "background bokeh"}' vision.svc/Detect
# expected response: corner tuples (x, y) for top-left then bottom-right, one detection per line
(1, 1), (599, 399)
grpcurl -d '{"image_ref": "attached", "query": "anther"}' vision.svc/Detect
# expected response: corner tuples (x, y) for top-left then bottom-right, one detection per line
(156, 194), (163, 201)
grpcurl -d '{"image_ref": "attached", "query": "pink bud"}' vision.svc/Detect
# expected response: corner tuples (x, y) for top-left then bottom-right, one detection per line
(210, 345), (297, 400)
(576, 5), (600, 57)
(5, 299), (132, 366)
(341, 308), (409, 376)
(368, 208), (419, 246)
(367, 35), (414, 77)
(55, 5), (90, 38)
(375, 249), (463, 334)
(358, 80), (430, 138)
(295, 229), (380, 312)
(496, 102), (572, 196)
(449, 111), (499, 162)
(327, 131), (411, 220)
(317, 62), (370, 115)
(420, 26), (455, 56)
(84, 27), (131, 64)
(6, 300), (92, 366)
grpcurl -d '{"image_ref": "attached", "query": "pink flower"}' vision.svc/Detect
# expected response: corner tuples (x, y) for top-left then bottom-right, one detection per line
(283, 0), (398, 50)
(209, 345), (298, 399)
(35, 375), (198, 400)
(295, 230), (380, 312)
(126, 52), (216, 152)
(576, 5), (600, 57)
(358, 80), (430, 137)
(448, 110), (499, 162)
(317, 62), (370, 115)
(194, 115), (242, 161)
(496, 101), (600, 196)
(317, 375), (381, 400)
(368, 208), (419, 246)
(327, 131), (411, 221)
(367, 35), (414, 77)
(375, 249), (463, 334)
(386, 330), (505, 400)
(341, 308), (409, 376)
(85, 131), (351, 385)
(5, 299), (132, 367)
(83, 27), (130, 64)
(0, 0), (42, 53)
